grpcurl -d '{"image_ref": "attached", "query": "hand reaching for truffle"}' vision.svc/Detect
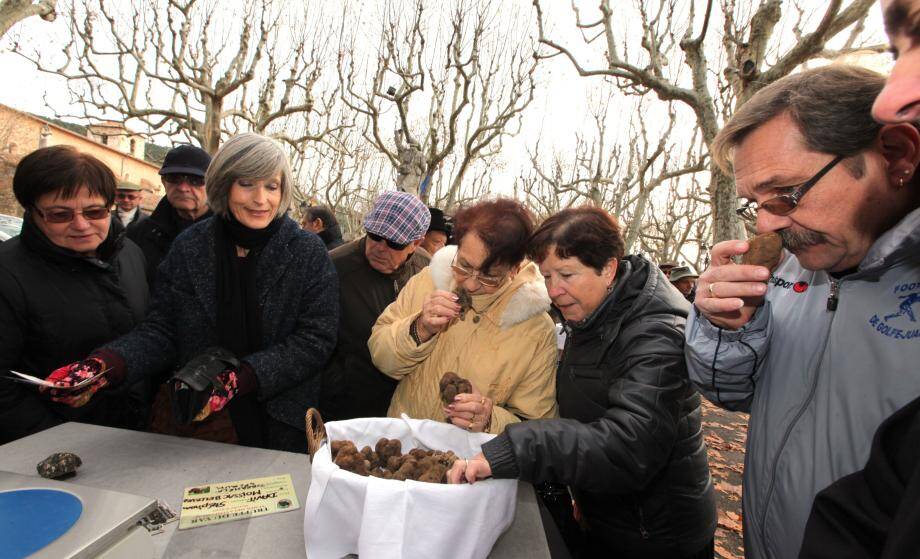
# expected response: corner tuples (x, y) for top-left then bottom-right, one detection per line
(447, 452), (493, 484)
(444, 385), (493, 432)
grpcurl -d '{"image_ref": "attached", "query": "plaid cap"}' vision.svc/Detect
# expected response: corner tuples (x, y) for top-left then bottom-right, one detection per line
(363, 191), (431, 244)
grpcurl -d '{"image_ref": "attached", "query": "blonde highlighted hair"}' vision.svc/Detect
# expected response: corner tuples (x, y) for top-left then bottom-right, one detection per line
(205, 133), (294, 217)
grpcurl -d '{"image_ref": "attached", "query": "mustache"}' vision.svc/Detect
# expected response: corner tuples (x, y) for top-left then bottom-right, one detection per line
(779, 227), (826, 252)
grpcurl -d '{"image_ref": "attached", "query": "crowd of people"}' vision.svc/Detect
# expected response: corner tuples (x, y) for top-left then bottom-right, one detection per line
(1, 1), (919, 557)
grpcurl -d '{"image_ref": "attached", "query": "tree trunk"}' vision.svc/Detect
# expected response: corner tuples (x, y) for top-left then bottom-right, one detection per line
(623, 187), (652, 253)
(709, 163), (746, 243)
(0, 1), (55, 40)
(202, 96), (224, 155)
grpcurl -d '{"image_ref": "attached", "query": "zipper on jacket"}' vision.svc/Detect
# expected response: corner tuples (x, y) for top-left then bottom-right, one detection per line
(759, 278), (842, 548)
(636, 502), (650, 539)
(826, 279), (840, 311)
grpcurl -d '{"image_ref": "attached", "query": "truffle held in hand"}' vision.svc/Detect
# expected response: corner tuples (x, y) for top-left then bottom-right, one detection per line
(742, 232), (783, 272)
(453, 287), (473, 320)
(440, 371), (473, 406)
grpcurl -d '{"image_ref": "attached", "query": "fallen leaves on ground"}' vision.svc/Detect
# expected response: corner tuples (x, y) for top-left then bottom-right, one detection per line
(702, 397), (747, 559)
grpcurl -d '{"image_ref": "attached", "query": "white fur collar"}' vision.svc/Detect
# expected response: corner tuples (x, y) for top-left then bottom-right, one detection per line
(430, 245), (551, 329)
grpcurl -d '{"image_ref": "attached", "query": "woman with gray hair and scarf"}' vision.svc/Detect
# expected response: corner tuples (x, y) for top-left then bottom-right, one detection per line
(44, 133), (339, 452)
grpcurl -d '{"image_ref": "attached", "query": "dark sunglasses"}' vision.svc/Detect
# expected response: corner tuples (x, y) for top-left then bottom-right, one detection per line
(736, 155), (844, 222)
(116, 191), (141, 199)
(162, 174), (205, 187)
(34, 206), (111, 224)
(367, 231), (410, 250)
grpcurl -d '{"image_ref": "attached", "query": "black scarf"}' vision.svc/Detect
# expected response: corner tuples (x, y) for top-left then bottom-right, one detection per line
(213, 212), (282, 447)
(214, 213), (282, 357)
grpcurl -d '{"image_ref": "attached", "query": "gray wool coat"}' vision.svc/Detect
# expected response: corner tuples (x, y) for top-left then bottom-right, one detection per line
(103, 215), (339, 430)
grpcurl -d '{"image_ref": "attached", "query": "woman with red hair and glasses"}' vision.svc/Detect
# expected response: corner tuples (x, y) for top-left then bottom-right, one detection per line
(0, 146), (149, 444)
(369, 198), (558, 434)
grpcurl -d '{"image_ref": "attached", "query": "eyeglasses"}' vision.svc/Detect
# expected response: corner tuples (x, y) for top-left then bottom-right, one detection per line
(736, 155), (845, 222)
(450, 255), (506, 288)
(116, 192), (141, 200)
(162, 174), (205, 187)
(33, 206), (111, 224)
(366, 231), (410, 251)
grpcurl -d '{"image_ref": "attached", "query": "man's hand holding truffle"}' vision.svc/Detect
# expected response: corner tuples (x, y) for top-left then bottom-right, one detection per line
(695, 239), (774, 330)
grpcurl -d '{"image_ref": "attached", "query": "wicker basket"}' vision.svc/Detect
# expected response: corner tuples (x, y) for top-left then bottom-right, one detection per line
(304, 407), (326, 460)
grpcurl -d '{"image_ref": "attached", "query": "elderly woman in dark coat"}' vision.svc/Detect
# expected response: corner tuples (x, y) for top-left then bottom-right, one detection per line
(449, 207), (716, 559)
(48, 133), (338, 452)
(0, 146), (149, 444)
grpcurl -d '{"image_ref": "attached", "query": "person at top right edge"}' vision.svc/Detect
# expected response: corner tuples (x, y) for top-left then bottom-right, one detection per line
(796, 3), (920, 558)
(683, 64), (920, 559)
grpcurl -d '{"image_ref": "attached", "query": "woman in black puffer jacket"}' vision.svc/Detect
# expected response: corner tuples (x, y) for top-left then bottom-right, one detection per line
(0, 146), (149, 444)
(450, 207), (716, 559)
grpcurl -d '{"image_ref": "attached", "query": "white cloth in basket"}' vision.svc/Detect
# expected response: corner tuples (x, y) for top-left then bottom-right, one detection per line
(304, 415), (518, 559)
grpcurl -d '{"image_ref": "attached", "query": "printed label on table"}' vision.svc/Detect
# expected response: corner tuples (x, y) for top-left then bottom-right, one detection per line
(178, 473), (300, 530)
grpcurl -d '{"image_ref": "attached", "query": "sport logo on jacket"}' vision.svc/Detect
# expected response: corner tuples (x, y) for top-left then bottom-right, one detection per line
(868, 282), (920, 340)
(769, 275), (809, 293)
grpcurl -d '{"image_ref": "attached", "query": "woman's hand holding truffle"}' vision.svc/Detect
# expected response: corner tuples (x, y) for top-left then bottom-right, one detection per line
(415, 290), (461, 342)
(444, 385), (493, 432)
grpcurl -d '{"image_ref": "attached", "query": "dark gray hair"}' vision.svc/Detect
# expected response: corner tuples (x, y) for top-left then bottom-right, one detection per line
(712, 65), (888, 173)
(205, 133), (294, 217)
(304, 205), (338, 227)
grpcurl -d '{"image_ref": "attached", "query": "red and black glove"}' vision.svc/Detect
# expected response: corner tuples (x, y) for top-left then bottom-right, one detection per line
(44, 357), (108, 408)
(193, 369), (240, 421)
(170, 348), (256, 424)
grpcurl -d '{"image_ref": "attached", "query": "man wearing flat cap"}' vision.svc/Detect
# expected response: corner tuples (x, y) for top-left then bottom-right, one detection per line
(114, 180), (148, 228)
(320, 191), (432, 420)
(127, 144), (212, 286)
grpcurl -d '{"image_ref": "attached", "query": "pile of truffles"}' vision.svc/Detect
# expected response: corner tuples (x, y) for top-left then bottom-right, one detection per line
(331, 438), (459, 483)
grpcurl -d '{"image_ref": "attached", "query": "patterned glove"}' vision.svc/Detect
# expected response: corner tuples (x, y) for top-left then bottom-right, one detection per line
(192, 369), (240, 422)
(45, 357), (108, 408)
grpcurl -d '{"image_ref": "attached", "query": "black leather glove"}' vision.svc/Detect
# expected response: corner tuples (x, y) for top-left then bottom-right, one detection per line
(169, 347), (239, 425)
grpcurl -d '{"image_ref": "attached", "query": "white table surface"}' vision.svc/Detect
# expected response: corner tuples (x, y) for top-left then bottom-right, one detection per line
(0, 423), (551, 558)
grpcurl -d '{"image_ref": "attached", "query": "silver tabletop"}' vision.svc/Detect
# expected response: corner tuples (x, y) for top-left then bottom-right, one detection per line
(0, 423), (550, 558)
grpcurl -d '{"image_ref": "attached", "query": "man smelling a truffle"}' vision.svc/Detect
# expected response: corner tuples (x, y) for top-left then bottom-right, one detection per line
(683, 65), (920, 559)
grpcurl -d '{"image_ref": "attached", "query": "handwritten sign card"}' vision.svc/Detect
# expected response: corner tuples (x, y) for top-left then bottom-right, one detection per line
(178, 474), (300, 530)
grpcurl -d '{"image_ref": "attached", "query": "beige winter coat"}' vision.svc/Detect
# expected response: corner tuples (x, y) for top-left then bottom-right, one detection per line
(369, 245), (559, 433)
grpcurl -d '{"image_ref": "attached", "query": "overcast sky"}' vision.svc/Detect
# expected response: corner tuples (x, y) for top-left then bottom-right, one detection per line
(0, 0), (892, 190)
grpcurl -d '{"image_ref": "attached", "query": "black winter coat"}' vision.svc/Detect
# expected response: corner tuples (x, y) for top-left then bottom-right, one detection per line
(799, 394), (920, 559)
(127, 196), (212, 286)
(0, 215), (148, 444)
(318, 224), (345, 251)
(104, 215), (338, 431)
(320, 238), (429, 420)
(483, 255), (717, 558)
